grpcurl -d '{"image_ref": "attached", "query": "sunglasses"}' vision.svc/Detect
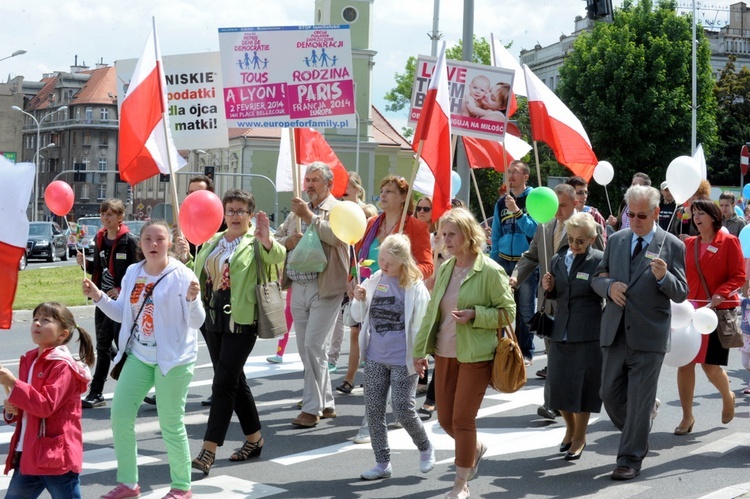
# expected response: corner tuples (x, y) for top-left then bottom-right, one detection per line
(567, 237), (588, 246)
(415, 206), (432, 213)
(626, 211), (649, 220)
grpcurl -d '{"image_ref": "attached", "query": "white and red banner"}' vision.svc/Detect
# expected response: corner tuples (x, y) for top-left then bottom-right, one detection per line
(0, 158), (34, 329)
(117, 52), (229, 150)
(523, 64), (597, 180)
(118, 20), (187, 186)
(276, 128), (349, 198)
(412, 42), (452, 222)
(218, 25), (355, 129)
(409, 56), (514, 141)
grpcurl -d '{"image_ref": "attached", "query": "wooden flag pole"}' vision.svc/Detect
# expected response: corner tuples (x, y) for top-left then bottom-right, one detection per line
(532, 140), (543, 186)
(399, 140), (425, 234)
(470, 168), (487, 223)
(289, 128), (301, 232)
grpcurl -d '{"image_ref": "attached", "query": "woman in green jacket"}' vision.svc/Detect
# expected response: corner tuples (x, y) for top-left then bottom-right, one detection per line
(189, 189), (285, 475)
(413, 208), (515, 499)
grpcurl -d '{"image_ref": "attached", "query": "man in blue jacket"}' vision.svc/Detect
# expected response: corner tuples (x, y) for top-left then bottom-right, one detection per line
(490, 160), (538, 364)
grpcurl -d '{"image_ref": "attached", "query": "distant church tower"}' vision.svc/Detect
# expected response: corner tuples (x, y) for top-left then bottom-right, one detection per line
(313, 0), (376, 173)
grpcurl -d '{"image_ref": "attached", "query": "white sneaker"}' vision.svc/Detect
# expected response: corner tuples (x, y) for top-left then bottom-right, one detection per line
(650, 398), (661, 419)
(360, 463), (392, 480)
(352, 431), (371, 444)
(420, 445), (435, 473)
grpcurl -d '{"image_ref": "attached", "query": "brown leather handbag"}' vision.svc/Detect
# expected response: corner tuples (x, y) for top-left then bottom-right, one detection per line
(489, 308), (527, 393)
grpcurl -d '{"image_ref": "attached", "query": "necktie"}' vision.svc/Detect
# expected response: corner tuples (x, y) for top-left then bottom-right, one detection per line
(553, 221), (565, 250)
(632, 237), (644, 260)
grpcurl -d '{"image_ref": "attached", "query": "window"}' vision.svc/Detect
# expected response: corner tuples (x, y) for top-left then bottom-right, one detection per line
(97, 184), (107, 200)
(99, 131), (108, 145)
(100, 108), (109, 121)
(81, 184), (89, 199)
(98, 159), (107, 171)
(83, 131), (91, 146)
(85, 107), (93, 123)
(72, 132), (78, 146)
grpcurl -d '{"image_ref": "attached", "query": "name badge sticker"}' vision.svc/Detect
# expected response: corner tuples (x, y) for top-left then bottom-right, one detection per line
(115, 252), (127, 260)
(707, 245), (718, 254)
(644, 251), (658, 260)
(376, 284), (389, 293)
(576, 272), (589, 280)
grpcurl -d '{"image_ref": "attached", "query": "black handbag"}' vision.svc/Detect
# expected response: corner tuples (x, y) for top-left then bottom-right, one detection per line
(528, 296), (554, 338)
(110, 268), (171, 380)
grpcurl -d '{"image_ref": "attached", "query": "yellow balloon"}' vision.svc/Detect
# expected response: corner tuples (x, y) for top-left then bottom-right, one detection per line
(330, 200), (367, 245)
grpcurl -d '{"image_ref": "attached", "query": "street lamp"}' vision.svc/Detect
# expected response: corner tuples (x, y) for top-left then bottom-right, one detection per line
(12, 105), (68, 221)
(0, 50), (26, 63)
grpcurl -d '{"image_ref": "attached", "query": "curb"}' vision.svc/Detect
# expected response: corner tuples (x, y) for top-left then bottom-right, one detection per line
(13, 304), (96, 323)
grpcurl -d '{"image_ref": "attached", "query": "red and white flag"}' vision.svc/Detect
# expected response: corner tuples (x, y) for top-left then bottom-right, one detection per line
(462, 135), (532, 172)
(523, 64), (597, 180)
(412, 41), (452, 222)
(118, 19), (186, 186)
(0, 158), (35, 329)
(275, 128), (349, 198)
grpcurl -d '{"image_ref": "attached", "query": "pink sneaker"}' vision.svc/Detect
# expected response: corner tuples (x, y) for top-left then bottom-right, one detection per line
(162, 489), (192, 499)
(100, 483), (141, 499)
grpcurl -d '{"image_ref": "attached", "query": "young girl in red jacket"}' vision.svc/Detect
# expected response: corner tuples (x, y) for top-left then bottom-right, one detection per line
(1, 302), (94, 499)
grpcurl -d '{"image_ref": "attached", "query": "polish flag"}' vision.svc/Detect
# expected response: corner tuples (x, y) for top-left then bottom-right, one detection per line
(0, 158), (35, 329)
(490, 34), (525, 117)
(462, 135), (532, 172)
(412, 41), (452, 222)
(275, 128), (349, 198)
(118, 20), (186, 186)
(523, 64), (597, 180)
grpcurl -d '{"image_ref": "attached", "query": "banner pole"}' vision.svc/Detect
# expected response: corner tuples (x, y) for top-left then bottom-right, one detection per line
(399, 140), (424, 234)
(533, 140), (542, 187)
(470, 168), (487, 224)
(290, 128), (301, 233)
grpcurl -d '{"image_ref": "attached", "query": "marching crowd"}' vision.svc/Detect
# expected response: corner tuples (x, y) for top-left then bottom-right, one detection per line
(1, 160), (748, 499)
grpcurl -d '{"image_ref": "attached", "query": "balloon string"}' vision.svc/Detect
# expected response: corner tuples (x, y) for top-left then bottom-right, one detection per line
(62, 217), (88, 302)
(542, 223), (548, 274)
(351, 245), (360, 283)
(604, 187), (613, 217)
(656, 209), (678, 259)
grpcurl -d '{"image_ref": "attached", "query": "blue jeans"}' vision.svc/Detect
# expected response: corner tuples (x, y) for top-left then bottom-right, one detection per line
(6, 469), (81, 499)
(498, 260), (538, 360)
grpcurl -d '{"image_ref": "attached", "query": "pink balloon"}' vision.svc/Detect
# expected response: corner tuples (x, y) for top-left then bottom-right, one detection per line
(44, 180), (75, 216)
(179, 190), (223, 245)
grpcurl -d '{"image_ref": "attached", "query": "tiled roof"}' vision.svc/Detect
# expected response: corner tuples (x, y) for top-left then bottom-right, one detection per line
(26, 76), (58, 112)
(226, 106), (411, 150)
(70, 67), (117, 105)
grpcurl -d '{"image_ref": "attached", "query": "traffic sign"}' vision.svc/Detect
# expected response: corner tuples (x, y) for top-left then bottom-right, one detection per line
(742, 145), (749, 176)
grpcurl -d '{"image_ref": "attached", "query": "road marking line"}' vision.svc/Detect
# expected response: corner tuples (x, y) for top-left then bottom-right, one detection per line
(141, 475), (286, 498)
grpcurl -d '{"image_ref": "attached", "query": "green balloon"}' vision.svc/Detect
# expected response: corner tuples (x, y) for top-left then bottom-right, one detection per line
(526, 187), (559, 224)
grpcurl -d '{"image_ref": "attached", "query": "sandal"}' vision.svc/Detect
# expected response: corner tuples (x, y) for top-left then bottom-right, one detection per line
(191, 448), (215, 475)
(418, 404), (434, 420)
(336, 380), (354, 394)
(229, 437), (264, 461)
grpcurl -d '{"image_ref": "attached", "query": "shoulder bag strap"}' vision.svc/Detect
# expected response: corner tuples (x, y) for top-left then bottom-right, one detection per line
(498, 307), (517, 342)
(254, 239), (280, 286)
(693, 240), (713, 308)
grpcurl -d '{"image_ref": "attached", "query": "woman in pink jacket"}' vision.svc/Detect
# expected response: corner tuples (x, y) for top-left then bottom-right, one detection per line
(1, 302), (94, 499)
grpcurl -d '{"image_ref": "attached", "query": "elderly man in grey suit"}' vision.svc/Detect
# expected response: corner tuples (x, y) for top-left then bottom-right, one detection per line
(592, 185), (688, 481)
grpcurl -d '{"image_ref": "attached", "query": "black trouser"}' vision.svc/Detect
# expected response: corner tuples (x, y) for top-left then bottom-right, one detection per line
(203, 325), (261, 446)
(90, 307), (119, 395)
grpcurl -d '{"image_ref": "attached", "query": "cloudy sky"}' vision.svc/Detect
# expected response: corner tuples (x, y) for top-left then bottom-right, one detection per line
(0, 0), (719, 130)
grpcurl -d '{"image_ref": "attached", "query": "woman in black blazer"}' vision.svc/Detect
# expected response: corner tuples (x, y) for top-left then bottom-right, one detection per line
(542, 212), (604, 461)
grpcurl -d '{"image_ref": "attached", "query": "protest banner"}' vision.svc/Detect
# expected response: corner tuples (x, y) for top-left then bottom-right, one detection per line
(117, 51), (229, 150)
(217, 25), (356, 129)
(408, 56), (514, 141)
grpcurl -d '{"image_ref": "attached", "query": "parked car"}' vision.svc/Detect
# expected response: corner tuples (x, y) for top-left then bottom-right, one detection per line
(27, 222), (68, 262)
(77, 216), (103, 231)
(123, 220), (146, 239)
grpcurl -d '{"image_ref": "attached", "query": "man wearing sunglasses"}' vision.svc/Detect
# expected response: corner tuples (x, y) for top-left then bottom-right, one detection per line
(593, 185), (687, 481)
(606, 172), (651, 235)
(490, 160), (539, 365)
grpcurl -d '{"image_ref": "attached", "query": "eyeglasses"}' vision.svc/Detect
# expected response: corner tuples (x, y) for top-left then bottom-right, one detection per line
(225, 209), (249, 217)
(626, 211), (650, 220)
(576, 190), (589, 196)
(415, 206), (432, 213)
(567, 237), (588, 246)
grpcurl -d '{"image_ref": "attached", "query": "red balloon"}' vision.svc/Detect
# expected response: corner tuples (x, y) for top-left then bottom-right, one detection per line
(44, 180), (75, 216)
(179, 190), (223, 245)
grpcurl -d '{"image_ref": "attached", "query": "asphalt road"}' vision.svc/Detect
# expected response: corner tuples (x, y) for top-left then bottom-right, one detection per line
(2, 306), (750, 498)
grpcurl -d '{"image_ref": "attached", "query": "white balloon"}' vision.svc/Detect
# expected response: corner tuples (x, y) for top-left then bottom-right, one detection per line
(665, 156), (701, 205)
(670, 300), (695, 330)
(692, 307), (718, 335)
(451, 171), (462, 197)
(664, 325), (702, 368)
(593, 161), (614, 186)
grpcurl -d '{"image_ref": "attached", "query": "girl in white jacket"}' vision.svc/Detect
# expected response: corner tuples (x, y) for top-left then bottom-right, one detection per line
(83, 220), (204, 499)
(352, 234), (435, 481)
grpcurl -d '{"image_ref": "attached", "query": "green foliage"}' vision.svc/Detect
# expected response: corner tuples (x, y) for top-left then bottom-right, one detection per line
(711, 56), (750, 186)
(557, 0), (718, 209)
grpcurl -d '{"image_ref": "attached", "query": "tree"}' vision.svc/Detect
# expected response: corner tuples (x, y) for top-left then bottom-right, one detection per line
(557, 0), (718, 207)
(711, 55), (750, 187)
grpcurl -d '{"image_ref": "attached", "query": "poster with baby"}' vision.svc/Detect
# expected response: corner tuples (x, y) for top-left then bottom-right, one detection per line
(408, 56), (515, 141)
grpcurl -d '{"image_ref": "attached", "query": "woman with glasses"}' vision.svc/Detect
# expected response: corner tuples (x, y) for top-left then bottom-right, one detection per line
(189, 189), (285, 474)
(541, 212), (604, 461)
